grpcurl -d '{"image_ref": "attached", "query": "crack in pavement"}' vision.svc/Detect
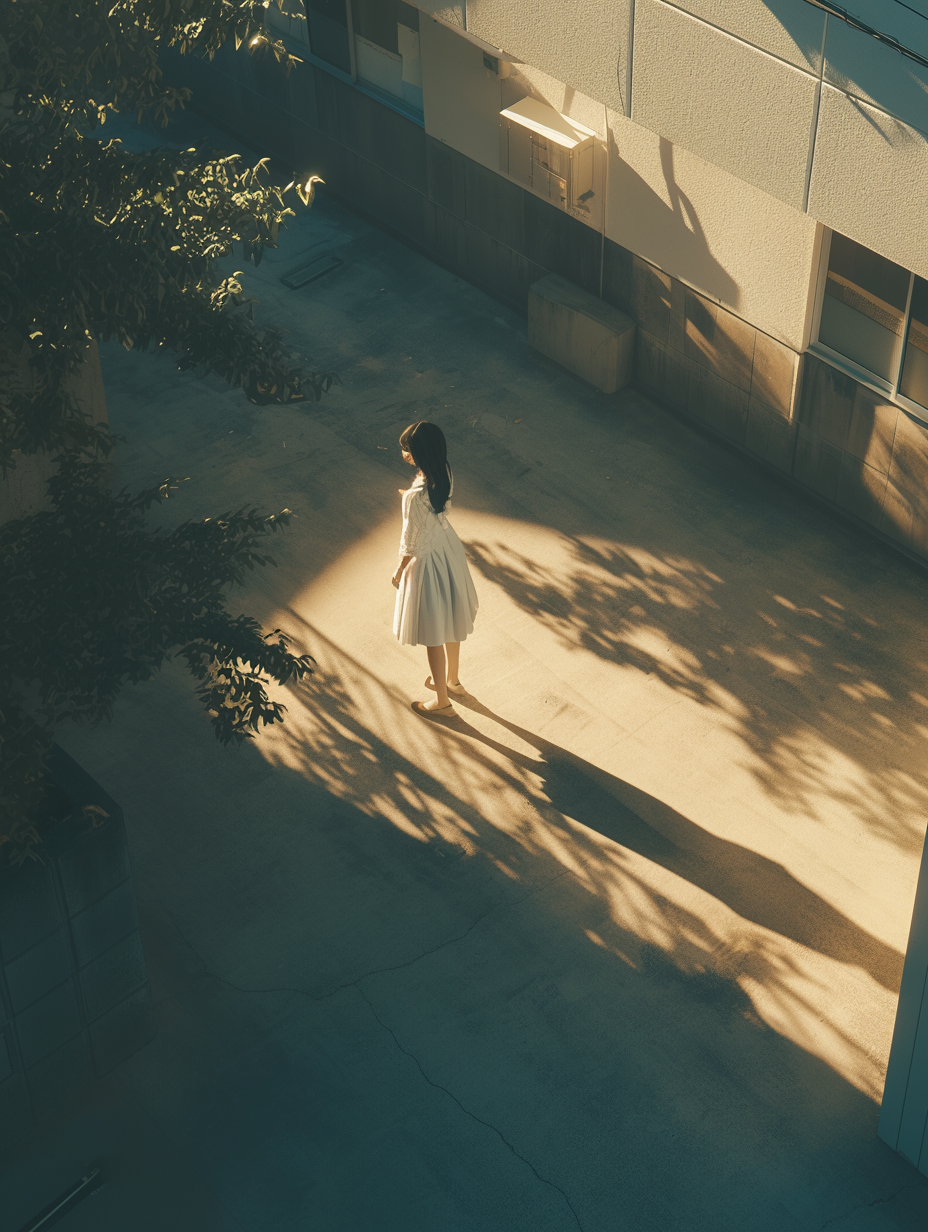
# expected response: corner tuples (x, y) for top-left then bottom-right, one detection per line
(163, 867), (569, 1006)
(148, 869), (581, 1222)
(355, 983), (585, 1231)
(818, 1182), (921, 1230)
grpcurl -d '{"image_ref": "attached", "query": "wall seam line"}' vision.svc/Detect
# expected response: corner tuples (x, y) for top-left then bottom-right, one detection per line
(656, 0), (820, 78)
(627, 0), (636, 118)
(803, 15), (829, 213)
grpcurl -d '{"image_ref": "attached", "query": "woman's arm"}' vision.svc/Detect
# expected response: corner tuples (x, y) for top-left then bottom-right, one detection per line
(392, 554), (411, 588)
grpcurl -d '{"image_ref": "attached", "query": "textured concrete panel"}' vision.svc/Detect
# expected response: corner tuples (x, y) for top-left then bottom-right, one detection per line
(668, 0), (824, 71)
(467, 0), (631, 116)
(745, 396), (797, 472)
(824, 19), (928, 136)
(751, 330), (799, 418)
(632, 0), (817, 210)
(606, 112), (818, 351)
(420, 17), (503, 172)
(835, 454), (889, 529)
(810, 86), (928, 279)
(4, 930), (72, 1015)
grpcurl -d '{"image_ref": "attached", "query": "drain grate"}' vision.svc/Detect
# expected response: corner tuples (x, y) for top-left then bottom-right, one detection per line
(280, 253), (344, 289)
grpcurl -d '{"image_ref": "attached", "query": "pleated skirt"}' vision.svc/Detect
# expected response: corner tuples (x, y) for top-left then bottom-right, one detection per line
(393, 525), (478, 647)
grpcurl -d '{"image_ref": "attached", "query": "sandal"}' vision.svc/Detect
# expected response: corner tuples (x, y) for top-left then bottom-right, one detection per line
(425, 676), (466, 696)
(412, 700), (455, 717)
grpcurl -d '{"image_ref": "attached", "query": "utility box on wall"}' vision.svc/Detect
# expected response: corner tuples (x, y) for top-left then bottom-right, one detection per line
(499, 97), (595, 211)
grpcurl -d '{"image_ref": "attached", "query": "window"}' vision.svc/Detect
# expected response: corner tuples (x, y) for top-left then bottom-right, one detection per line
(352, 0), (422, 112)
(267, 0), (422, 114)
(814, 231), (928, 420)
(307, 0), (352, 75)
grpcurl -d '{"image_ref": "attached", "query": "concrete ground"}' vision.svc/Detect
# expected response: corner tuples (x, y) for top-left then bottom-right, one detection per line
(4, 112), (928, 1231)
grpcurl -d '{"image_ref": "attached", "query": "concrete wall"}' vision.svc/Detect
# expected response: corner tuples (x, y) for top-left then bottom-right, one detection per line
(606, 110), (820, 352)
(466, 0), (928, 279)
(163, 29), (928, 568)
(0, 747), (153, 1148)
(422, 12), (819, 349)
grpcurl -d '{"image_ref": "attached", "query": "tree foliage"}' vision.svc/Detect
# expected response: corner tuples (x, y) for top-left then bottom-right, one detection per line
(0, 1), (326, 865)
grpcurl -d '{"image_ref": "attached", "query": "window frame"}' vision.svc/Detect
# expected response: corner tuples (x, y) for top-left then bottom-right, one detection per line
(265, 0), (424, 125)
(810, 228), (928, 426)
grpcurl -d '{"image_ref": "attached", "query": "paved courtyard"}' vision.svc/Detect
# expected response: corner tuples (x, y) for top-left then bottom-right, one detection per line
(3, 114), (928, 1231)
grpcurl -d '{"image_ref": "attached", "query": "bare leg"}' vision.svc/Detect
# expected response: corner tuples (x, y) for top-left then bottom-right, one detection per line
(425, 645), (450, 708)
(445, 642), (461, 687)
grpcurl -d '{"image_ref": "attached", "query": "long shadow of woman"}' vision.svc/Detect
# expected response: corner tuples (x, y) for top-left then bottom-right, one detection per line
(425, 692), (904, 993)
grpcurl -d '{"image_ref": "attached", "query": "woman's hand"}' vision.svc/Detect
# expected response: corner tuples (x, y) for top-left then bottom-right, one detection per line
(391, 573), (400, 589)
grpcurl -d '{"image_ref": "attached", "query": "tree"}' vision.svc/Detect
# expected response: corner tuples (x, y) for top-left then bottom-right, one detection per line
(0, 1), (327, 865)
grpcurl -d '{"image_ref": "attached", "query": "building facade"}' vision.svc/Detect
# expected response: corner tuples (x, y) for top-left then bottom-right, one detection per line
(168, 0), (928, 565)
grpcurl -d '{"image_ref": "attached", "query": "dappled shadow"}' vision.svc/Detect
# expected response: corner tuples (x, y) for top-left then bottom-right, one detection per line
(258, 623), (902, 1098)
(466, 536), (928, 857)
(437, 693), (904, 994)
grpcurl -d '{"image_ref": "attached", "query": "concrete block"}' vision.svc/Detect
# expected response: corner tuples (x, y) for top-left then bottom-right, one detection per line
(600, 239), (634, 318)
(88, 984), (154, 1077)
(796, 353), (857, 451)
(684, 287), (755, 392)
(794, 426), (842, 502)
(889, 410), (928, 495)
(631, 257), (672, 346)
(0, 860), (62, 964)
(751, 331), (800, 419)
(687, 363), (749, 444)
(4, 929), (72, 1015)
(524, 195), (602, 295)
(464, 156), (525, 252)
(529, 274), (634, 393)
(745, 397), (797, 474)
(58, 820), (130, 918)
(426, 135), (466, 218)
(881, 478), (928, 558)
(846, 388), (899, 476)
(70, 880), (139, 968)
(15, 980), (82, 1068)
(835, 453), (889, 528)
(79, 931), (148, 1023)
(635, 330), (667, 401)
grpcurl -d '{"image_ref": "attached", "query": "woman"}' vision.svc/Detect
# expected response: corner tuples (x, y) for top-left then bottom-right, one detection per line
(392, 421), (478, 715)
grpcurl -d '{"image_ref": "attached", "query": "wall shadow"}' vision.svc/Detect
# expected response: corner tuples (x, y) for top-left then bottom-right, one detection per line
(607, 129), (740, 309)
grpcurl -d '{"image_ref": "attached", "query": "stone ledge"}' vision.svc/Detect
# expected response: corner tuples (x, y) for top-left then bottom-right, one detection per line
(528, 274), (635, 393)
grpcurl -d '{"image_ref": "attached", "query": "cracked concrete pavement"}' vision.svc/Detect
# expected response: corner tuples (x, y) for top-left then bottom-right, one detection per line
(3, 110), (928, 1230)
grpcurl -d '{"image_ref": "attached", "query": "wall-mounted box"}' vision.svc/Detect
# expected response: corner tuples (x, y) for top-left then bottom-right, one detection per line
(499, 97), (595, 211)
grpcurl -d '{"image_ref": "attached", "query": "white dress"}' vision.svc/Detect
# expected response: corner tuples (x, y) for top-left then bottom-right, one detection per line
(393, 471), (478, 647)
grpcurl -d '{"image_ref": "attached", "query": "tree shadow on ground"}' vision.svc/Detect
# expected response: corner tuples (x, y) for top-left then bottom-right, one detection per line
(465, 536), (928, 857)
(436, 692), (904, 995)
(259, 625), (903, 1098)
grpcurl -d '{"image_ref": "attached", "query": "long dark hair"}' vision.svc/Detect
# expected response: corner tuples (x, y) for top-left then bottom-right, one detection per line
(399, 421), (451, 513)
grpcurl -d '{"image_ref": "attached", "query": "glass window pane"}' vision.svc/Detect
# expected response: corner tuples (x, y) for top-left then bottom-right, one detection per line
(307, 0), (351, 73)
(818, 232), (909, 382)
(352, 0), (422, 112)
(900, 275), (928, 408)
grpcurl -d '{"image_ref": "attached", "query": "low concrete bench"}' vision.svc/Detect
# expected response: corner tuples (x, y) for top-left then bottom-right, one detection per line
(528, 274), (635, 394)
